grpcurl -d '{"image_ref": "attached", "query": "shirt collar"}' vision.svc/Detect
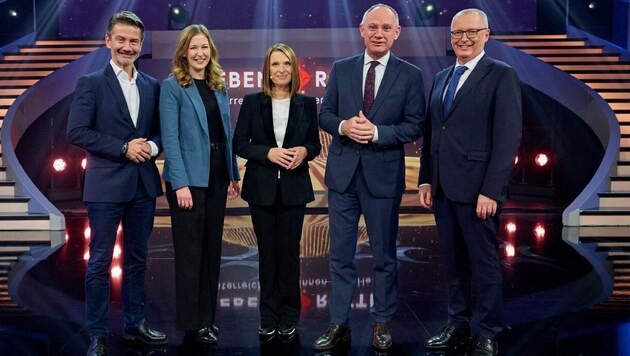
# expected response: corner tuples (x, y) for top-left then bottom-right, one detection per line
(456, 50), (484, 71)
(364, 51), (390, 68)
(110, 60), (137, 81)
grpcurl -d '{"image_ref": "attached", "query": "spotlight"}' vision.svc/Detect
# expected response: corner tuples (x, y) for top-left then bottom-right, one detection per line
(84, 227), (91, 239)
(81, 158), (87, 170)
(534, 153), (549, 167)
(534, 223), (546, 239)
(117, 224), (122, 235)
(505, 222), (517, 233)
(83, 251), (90, 261)
(505, 243), (515, 257)
(111, 265), (122, 278)
(514, 156), (519, 165)
(53, 158), (67, 172)
(167, 5), (190, 30)
(113, 244), (121, 259)
(588, 2), (597, 9)
(8, 10), (17, 17)
(415, 1), (438, 26)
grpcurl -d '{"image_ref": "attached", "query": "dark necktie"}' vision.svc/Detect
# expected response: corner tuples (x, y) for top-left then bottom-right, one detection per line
(443, 65), (467, 114)
(363, 61), (379, 114)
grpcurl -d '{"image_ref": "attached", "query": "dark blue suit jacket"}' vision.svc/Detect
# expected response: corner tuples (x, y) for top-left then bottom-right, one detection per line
(319, 53), (425, 198)
(418, 55), (522, 203)
(67, 65), (163, 202)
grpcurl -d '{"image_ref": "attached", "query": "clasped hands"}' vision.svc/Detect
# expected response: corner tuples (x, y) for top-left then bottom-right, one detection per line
(267, 146), (308, 170)
(125, 138), (152, 164)
(341, 110), (375, 144)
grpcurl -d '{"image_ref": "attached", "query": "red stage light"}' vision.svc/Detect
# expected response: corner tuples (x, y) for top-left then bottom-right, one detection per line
(84, 227), (91, 239)
(111, 266), (122, 278)
(83, 251), (90, 261)
(113, 244), (121, 259)
(117, 224), (122, 235)
(535, 153), (549, 167)
(81, 158), (87, 170)
(53, 158), (67, 172)
(534, 224), (546, 239)
(505, 243), (515, 257)
(506, 222), (517, 233)
(65, 233), (69, 242)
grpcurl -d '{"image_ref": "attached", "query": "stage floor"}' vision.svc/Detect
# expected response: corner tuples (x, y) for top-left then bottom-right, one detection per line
(1, 208), (628, 355)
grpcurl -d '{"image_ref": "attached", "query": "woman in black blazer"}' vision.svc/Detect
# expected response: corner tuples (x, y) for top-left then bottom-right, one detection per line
(233, 43), (321, 343)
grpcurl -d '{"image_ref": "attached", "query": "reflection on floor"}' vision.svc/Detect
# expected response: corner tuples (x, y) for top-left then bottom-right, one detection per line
(1, 209), (629, 355)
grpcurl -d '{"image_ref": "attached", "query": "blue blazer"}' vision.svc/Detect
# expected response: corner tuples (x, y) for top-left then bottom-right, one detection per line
(67, 65), (163, 203)
(319, 53), (425, 198)
(159, 76), (239, 190)
(418, 55), (522, 203)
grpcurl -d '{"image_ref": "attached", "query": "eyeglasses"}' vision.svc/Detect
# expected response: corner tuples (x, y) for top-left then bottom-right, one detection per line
(450, 28), (488, 39)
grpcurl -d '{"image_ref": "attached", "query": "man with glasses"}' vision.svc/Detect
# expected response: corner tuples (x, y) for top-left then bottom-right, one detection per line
(313, 3), (425, 352)
(418, 8), (522, 356)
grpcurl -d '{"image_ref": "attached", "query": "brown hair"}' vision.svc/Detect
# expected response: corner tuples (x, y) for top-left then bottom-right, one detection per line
(262, 43), (300, 97)
(171, 24), (225, 92)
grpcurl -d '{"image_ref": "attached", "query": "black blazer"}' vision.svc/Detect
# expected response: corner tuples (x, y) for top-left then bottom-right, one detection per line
(233, 92), (322, 206)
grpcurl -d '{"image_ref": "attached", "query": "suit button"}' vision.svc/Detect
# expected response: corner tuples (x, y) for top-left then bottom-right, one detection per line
(356, 150), (360, 155)
(442, 125), (447, 130)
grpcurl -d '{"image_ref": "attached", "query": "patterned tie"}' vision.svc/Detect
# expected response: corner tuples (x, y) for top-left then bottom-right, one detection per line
(443, 65), (467, 114)
(363, 61), (379, 114)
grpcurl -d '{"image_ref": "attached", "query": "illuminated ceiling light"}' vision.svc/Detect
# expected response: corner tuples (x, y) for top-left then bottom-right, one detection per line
(534, 224), (546, 239)
(505, 243), (515, 257)
(168, 5), (190, 30)
(53, 158), (67, 172)
(534, 153), (549, 167)
(505, 222), (517, 233)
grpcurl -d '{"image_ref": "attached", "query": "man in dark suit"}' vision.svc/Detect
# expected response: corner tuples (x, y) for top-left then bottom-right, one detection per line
(313, 3), (425, 351)
(67, 11), (167, 356)
(418, 8), (522, 356)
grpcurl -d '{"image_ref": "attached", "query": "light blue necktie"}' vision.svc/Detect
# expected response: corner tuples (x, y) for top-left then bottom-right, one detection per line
(443, 66), (467, 114)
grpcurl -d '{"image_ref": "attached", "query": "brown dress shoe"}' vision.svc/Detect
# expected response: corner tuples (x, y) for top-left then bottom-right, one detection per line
(312, 323), (351, 351)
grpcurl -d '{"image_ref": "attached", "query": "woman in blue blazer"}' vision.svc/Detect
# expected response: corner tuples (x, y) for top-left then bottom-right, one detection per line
(159, 24), (240, 345)
(233, 43), (321, 343)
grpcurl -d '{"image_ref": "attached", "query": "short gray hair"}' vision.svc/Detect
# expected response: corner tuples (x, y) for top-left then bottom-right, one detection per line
(451, 8), (489, 29)
(360, 3), (400, 27)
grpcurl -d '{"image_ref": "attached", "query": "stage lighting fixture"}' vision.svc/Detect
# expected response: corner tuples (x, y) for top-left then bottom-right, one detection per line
(506, 222), (517, 233)
(8, 10), (17, 17)
(65, 233), (69, 242)
(117, 224), (122, 234)
(53, 158), (67, 172)
(534, 224), (546, 239)
(111, 265), (122, 278)
(588, 2), (597, 9)
(514, 156), (519, 165)
(113, 244), (121, 259)
(415, 1), (439, 26)
(505, 243), (515, 257)
(84, 227), (91, 239)
(535, 153), (549, 167)
(167, 5), (190, 30)
(84, 251), (90, 261)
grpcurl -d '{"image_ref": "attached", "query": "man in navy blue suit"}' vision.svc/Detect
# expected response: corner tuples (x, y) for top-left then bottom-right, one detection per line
(67, 11), (167, 356)
(313, 3), (425, 351)
(418, 8), (522, 356)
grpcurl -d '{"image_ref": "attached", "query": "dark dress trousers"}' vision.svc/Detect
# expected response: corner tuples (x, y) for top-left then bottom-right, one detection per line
(319, 53), (425, 325)
(418, 55), (522, 339)
(66, 64), (163, 339)
(233, 92), (321, 330)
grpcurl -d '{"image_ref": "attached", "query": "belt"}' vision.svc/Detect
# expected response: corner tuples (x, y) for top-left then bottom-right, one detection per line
(210, 142), (225, 150)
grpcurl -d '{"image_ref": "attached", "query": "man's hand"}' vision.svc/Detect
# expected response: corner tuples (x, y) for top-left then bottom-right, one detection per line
(125, 138), (151, 163)
(418, 185), (433, 209)
(341, 111), (375, 144)
(476, 194), (497, 219)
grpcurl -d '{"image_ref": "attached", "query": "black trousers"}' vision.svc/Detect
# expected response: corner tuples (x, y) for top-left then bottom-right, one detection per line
(165, 149), (228, 331)
(248, 183), (306, 330)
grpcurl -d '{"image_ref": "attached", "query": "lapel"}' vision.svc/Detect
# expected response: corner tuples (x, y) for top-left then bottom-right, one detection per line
(368, 54), (400, 118)
(351, 55), (364, 114)
(259, 94), (277, 147)
(135, 72), (149, 130)
(103, 65), (134, 128)
(445, 55), (493, 120)
(282, 95), (304, 148)
(183, 83), (210, 138)
(434, 66), (452, 122)
(214, 89), (231, 144)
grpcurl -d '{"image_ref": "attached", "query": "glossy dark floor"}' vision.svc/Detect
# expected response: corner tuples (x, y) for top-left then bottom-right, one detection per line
(1, 203), (629, 355)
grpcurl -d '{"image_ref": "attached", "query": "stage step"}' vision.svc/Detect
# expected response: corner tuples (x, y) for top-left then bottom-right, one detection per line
(611, 176), (630, 191)
(599, 192), (630, 208)
(35, 39), (103, 46)
(18, 47), (100, 54)
(2, 54), (83, 61)
(573, 73), (630, 81)
(0, 62), (67, 70)
(555, 63), (630, 71)
(580, 209), (630, 226)
(536, 55), (620, 63)
(0, 70), (52, 77)
(521, 47), (604, 55)
(499, 40), (587, 47)
(619, 162), (630, 176)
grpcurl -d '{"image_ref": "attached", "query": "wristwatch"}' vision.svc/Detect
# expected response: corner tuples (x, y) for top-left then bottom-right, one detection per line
(121, 142), (128, 156)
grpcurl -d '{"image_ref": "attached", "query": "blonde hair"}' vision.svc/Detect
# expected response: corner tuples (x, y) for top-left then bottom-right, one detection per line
(171, 24), (225, 92)
(262, 43), (300, 97)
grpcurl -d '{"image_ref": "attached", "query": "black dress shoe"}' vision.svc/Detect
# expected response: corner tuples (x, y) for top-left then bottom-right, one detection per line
(424, 325), (470, 350)
(86, 337), (107, 356)
(312, 323), (351, 351)
(258, 326), (277, 343)
(471, 337), (498, 356)
(124, 320), (168, 345)
(195, 327), (219, 345)
(279, 325), (297, 343)
(371, 322), (392, 350)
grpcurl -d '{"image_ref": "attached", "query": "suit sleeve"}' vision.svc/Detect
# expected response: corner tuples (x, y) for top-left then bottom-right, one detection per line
(233, 94), (273, 165)
(303, 96), (322, 162)
(147, 78), (162, 155)
(418, 79), (436, 186)
(223, 87), (241, 181)
(481, 67), (522, 201)
(318, 63), (343, 138)
(159, 79), (189, 190)
(67, 76), (126, 161)
(375, 67), (425, 147)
